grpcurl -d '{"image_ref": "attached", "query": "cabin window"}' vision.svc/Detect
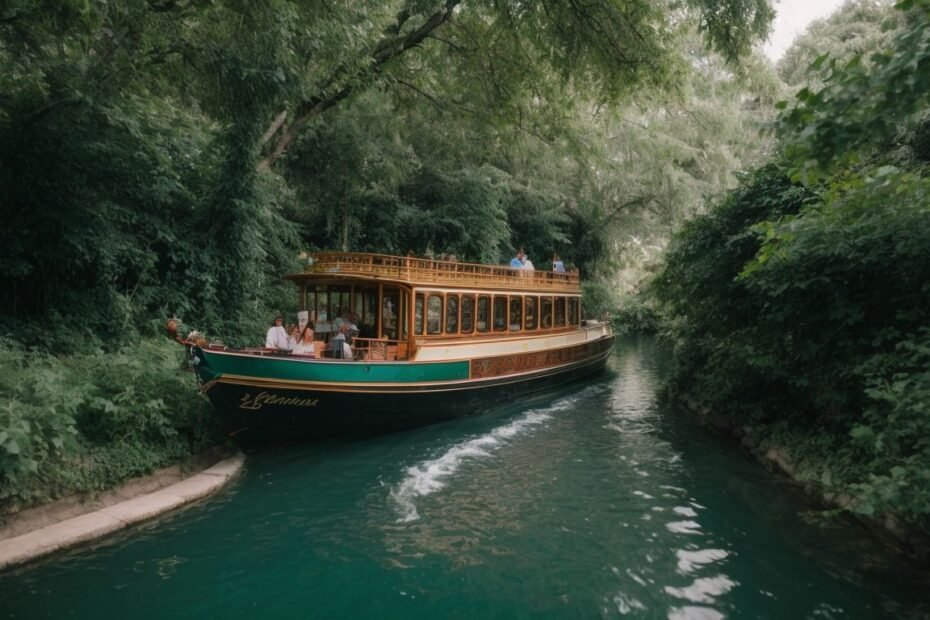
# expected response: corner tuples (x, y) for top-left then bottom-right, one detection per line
(509, 296), (523, 331)
(568, 297), (579, 326)
(414, 294), (424, 335)
(321, 285), (350, 323)
(477, 296), (490, 333)
(555, 297), (566, 327)
(382, 288), (400, 340)
(541, 297), (553, 329)
(399, 293), (408, 340)
(306, 288), (316, 319)
(427, 294), (443, 335)
(446, 294), (459, 334)
(525, 296), (538, 330)
(493, 296), (507, 332)
(361, 288), (378, 335)
(307, 287), (328, 321)
(461, 295), (475, 333)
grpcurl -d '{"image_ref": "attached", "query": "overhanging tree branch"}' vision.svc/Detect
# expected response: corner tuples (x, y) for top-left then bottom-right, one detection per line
(257, 0), (461, 171)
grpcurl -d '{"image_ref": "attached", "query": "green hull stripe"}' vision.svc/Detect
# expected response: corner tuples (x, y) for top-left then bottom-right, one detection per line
(199, 350), (469, 383)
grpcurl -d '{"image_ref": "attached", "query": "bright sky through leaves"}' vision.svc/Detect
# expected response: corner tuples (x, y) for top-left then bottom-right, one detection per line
(764, 0), (846, 60)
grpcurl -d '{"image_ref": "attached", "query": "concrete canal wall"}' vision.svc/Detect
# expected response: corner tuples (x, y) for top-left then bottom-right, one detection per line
(0, 452), (244, 570)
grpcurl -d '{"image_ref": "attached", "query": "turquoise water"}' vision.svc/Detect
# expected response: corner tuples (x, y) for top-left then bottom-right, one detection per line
(2, 336), (928, 618)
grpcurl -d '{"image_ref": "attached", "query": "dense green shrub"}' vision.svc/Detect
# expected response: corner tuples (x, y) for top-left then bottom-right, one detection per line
(656, 163), (930, 525)
(0, 341), (79, 505)
(612, 293), (660, 334)
(654, 1), (930, 527)
(0, 338), (223, 510)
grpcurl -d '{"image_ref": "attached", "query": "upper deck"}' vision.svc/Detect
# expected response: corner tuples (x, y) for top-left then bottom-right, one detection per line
(286, 252), (581, 294)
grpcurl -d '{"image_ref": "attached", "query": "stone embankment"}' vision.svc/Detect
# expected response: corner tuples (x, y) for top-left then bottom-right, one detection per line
(0, 451), (244, 570)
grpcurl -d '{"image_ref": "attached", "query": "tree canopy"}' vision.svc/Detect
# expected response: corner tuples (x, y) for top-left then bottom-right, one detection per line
(0, 0), (775, 340)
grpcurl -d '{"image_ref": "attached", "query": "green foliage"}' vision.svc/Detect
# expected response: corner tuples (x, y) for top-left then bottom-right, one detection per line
(777, 0), (902, 89)
(691, 0), (775, 62)
(658, 166), (930, 524)
(612, 293), (660, 334)
(0, 1), (776, 507)
(0, 341), (78, 502)
(776, 0), (930, 181)
(580, 282), (620, 320)
(0, 338), (223, 509)
(655, 1), (930, 525)
(850, 329), (930, 516)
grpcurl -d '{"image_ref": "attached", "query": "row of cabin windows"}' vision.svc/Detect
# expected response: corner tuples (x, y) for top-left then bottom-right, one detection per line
(414, 293), (580, 336)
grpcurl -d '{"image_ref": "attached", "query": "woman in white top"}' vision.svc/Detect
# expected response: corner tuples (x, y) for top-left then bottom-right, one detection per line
(292, 323), (316, 356)
(265, 315), (290, 350)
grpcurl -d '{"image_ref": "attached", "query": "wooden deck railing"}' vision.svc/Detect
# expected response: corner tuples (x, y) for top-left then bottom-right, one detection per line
(352, 337), (409, 361)
(289, 252), (581, 293)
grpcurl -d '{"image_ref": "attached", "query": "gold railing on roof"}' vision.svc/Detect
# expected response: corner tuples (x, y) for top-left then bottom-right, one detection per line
(290, 252), (581, 293)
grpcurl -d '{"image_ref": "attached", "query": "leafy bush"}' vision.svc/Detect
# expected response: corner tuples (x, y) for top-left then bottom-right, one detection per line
(581, 281), (620, 320)
(612, 293), (660, 334)
(0, 338), (224, 510)
(0, 342), (79, 504)
(655, 163), (930, 524)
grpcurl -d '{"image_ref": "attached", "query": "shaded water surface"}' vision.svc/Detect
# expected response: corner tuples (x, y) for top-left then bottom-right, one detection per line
(2, 336), (928, 618)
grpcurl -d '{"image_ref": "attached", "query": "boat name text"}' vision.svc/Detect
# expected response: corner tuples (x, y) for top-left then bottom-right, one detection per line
(239, 392), (319, 410)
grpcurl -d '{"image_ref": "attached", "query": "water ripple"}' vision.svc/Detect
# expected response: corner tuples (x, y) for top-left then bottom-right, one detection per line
(389, 390), (597, 522)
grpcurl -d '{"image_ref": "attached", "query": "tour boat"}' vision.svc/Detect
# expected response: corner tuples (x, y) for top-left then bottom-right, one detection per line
(177, 252), (615, 443)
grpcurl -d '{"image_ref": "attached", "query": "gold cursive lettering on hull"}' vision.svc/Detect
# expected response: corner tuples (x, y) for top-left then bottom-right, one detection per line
(239, 391), (320, 410)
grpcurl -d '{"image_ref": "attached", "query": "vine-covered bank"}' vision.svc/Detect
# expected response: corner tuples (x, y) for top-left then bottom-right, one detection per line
(652, 0), (930, 550)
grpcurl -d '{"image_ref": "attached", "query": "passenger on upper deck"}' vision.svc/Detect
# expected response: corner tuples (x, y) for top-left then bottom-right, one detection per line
(509, 248), (525, 269)
(265, 315), (291, 350)
(522, 255), (535, 271)
(346, 313), (360, 343)
(328, 324), (353, 359)
(552, 253), (565, 273)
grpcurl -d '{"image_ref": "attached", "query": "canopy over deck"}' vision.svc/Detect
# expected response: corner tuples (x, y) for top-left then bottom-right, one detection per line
(285, 252), (581, 294)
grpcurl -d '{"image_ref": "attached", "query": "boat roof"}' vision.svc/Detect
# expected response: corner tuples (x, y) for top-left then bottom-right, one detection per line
(285, 252), (581, 294)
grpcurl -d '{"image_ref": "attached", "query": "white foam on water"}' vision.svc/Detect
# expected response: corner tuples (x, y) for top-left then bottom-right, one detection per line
(666, 520), (703, 535)
(613, 591), (647, 614)
(667, 606), (725, 620)
(675, 549), (729, 575)
(664, 575), (737, 604)
(389, 392), (588, 522)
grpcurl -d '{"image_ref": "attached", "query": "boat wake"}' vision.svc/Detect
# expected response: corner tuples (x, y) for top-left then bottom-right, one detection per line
(389, 391), (593, 522)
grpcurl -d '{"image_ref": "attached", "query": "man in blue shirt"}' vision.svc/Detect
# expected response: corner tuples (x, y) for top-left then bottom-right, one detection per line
(509, 249), (525, 269)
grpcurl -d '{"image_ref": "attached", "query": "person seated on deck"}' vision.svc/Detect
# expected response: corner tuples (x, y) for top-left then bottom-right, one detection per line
(287, 324), (300, 350)
(292, 322), (316, 356)
(509, 249), (525, 269)
(346, 313), (360, 343)
(265, 315), (291, 350)
(327, 324), (353, 359)
(522, 255), (535, 273)
(552, 253), (566, 273)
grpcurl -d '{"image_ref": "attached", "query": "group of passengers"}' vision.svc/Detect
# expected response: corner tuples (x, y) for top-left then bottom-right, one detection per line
(264, 313), (357, 358)
(510, 248), (566, 273)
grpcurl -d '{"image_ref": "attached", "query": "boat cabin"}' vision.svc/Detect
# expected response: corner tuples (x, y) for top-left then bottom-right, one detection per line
(285, 252), (583, 361)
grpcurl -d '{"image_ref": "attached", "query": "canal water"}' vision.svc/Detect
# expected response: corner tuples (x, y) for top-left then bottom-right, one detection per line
(2, 336), (928, 619)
